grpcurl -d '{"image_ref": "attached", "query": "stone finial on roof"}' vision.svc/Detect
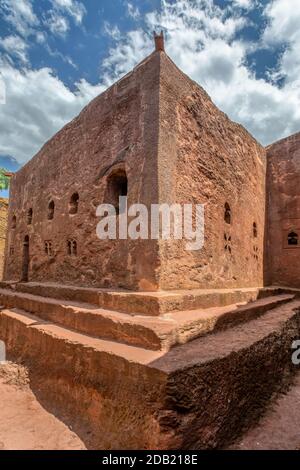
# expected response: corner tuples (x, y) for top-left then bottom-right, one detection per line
(153, 31), (165, 52)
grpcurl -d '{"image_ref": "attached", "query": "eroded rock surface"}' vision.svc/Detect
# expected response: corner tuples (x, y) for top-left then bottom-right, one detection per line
(0, 363), (85, 450)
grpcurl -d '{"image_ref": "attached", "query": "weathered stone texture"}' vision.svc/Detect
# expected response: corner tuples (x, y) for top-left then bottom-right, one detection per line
(5, 50), (266, 291)
(2, 43), (300, 450)
(0, 297), (299, 449)
(266, 132), (300, 288)
(4, 53), (161, 290)
(157, 54), (266, 289)
(5, 48), (299, 293)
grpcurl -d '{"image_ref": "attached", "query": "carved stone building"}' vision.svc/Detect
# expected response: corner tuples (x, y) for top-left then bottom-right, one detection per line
(3, 34), (268, 291)
(266, 132), (300, 288)
(0, 35), (300, 450)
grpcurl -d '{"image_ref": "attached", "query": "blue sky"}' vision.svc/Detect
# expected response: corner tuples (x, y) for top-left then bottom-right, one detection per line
(0, 0), (300, 190)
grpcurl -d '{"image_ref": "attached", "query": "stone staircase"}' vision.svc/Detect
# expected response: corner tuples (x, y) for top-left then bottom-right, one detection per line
(0, 281), (299, 449)
(0, 284), (295, 351)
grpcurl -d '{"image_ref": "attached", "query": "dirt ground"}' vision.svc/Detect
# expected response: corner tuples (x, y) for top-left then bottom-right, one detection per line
(230, 372), (300, 450)
(0, 362), (86, 450)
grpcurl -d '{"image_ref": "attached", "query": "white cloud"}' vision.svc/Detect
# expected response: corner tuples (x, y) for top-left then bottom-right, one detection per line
(263, 0), (300, 44)
(35, 31), (47, 45)
(1, 0), (300, 167)
(44, 43), (77, 69)
(43, 0), (86, 38)
(0, 35), (29, 64)
(0, 0), (86, 42)
(127, 3), (141, 20)
(0, 63), (104, 163)
(101, 0), (300, 145)
(103, 22), (121, 41)
(102, 30), (152, 86)
(0, 0), (38, 37)
(263, 0), (300, 85)
(231, 0), (252, 9)
(46, 11), (70, 37)
(0, 75), (6, 105)
(0, 0), (91, 164)
(51, 0), (86, 25)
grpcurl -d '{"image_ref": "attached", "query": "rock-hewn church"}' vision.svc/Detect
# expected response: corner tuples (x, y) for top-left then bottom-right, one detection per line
(0, 34), (299, 450)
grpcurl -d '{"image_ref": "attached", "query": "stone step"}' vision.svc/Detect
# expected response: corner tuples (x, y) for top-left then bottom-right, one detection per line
(0, 288), (295, 351)
(0, 281), (287, 315)
(0, 301), (299, 449)
(0, 281), (101, 306)
(0, 288), (166, 351)
(151, 300), (300, 449)
(97, 287), (277, 316)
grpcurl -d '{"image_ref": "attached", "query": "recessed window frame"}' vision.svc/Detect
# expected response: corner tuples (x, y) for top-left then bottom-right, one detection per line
(48, 200), (55, 220)
(67, 239), (77, 256)
(69, 192), (79, 215)
(253, 222), (258, 238)
(224, 203), (231, 225)
(288, 231), (298, 246)
(44, 241), (53, 257)
(283, 228), (300, 249)
(27, 208), (33, 225)
(105, 168), (128, 215)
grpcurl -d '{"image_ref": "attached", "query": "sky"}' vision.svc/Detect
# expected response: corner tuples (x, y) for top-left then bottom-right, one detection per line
(0, 0), (300, 181)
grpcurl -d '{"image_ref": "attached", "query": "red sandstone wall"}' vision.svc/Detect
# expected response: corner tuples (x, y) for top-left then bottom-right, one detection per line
(266, 132), (300, 288)
(4, 53), (161, 290)
(157, 53), (266, 290)
(4, 49), (267, 292)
